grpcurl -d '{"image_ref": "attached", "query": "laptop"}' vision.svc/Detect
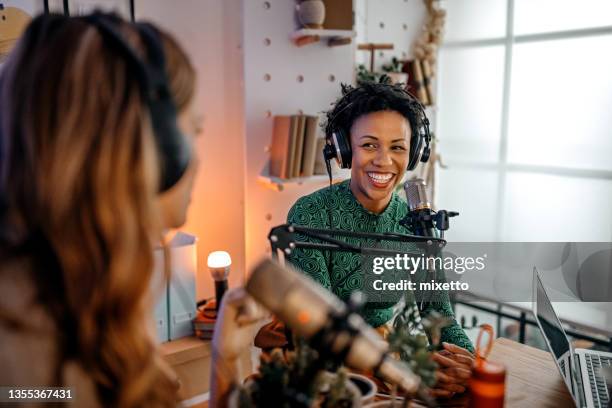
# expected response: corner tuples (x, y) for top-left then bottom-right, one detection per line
(533, 267), (612, 408)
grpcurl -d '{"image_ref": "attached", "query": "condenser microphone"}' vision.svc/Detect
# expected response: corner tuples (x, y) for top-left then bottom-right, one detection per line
(246, 258), (421, 395)
(402, 178), (440, 305)
(403, 178), (436, 238)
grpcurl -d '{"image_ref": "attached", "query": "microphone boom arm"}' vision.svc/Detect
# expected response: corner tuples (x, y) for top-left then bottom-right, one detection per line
(268, 224), (447, 259)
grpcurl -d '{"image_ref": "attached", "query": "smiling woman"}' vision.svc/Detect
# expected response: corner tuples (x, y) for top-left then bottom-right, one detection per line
(282, 81), (470, 338)
(270, 80), (476, 398)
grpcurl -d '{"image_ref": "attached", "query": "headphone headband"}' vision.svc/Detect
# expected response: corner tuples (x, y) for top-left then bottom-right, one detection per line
(82, 13), (191, 192)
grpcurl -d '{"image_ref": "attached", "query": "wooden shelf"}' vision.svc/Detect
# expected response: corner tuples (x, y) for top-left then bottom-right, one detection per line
(160, 337), (212, 406)
(258, 172), (348, 192)
(160, 336), (212, 366)
(357, 43), (395, 71)
(291, 29), (356, 47)
(159, 336), (253, 407)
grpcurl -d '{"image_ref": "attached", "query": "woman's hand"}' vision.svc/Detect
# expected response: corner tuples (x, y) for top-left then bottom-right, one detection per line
(211, 287), (268, 362)
(430, 342), (475, 398)
(210, 288), (268, 408)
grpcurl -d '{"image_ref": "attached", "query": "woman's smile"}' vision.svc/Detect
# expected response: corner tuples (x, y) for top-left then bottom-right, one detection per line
(366, 171), (396, 188)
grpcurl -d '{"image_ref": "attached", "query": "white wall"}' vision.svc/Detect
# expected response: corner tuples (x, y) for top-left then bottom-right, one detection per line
(356, 0), (427, 70)
(135, 0), (247, 300)
(242, 0), (432, 271)
(242, 0), (355, 272)
(4, 0), (430, 297)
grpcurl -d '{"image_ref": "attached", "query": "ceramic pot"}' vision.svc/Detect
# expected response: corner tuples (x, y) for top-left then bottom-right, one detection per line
(296, 0), (325, 29)
(228, 371), (363, 407)
(387, 72), (409, 85)
(348, 373), (377, 405)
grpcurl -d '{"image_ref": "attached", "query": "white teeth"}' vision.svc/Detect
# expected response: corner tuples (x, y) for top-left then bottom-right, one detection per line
(367, 172), (393, 182)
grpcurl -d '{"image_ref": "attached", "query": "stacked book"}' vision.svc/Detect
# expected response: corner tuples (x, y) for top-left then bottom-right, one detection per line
(192, 301), (217, 340)
(269, 115), (321, 179)
(402, 59), (435, 106)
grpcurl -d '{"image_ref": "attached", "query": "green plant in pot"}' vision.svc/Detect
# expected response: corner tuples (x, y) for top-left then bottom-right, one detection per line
(231, 337), (361, 407)
(356, 64), (381, 86)
(381, 57), (404, 73)
(381, 57), (408, 85)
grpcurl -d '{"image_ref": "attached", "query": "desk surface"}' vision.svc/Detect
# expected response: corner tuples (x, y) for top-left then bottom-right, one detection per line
(489, 337), (574, 408)
(161, 337), (574, 407)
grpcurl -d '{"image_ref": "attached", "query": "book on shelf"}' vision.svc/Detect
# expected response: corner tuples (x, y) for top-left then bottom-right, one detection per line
(403, 59), (429, 105)
(286, 116), (299, 179)
(300, 115), (320, 177)
(269, 115), (297, 179)
(292, 115), (306, 178)
(420, 59), (435, 106)
(270, 114), (325, 180)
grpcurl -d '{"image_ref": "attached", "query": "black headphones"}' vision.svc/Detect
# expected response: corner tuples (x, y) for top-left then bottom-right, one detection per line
(323, 83), (431, 172)
(82, 13), (191, 192)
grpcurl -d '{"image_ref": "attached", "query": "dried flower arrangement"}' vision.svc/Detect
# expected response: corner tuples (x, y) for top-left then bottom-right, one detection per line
(413, 0), (447, 78)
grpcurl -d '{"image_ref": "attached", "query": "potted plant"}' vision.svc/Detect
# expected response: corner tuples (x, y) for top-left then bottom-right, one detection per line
(356, 64), (381, 86)
(381, 57), (408, 85)
(229, 337), (362, 407)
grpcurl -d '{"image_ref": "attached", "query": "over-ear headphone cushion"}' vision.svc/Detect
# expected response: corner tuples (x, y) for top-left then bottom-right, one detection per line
(135, 23), (192, 192)
(407, 129), (423, 171)
(148, 86), (192, 191)
(331, 127), (352, 169)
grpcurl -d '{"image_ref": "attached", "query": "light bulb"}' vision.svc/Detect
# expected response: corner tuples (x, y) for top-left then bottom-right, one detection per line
(207, 251), (231, 281)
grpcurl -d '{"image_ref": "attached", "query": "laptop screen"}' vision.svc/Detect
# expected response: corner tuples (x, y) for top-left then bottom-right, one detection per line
(535, 274), (571, 361)
(533, 268), (577, 400)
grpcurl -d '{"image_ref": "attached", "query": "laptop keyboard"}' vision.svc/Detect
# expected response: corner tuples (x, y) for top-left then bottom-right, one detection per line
(560, 359), (567, 376)
(585, 353), (611, 407)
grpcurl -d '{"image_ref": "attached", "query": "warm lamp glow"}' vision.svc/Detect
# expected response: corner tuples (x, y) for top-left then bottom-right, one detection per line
(207, 251), (231, 269)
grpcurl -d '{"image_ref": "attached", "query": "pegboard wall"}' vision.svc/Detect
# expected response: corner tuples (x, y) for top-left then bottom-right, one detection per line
(242, 0), (429, 271)
(355, 0), (427, 71)
(355, 0), (438, 185)
(2, 0), (434, 285)
(243, 0), (355, 272)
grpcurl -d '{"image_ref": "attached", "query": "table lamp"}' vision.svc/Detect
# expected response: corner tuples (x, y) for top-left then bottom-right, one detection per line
(207, 250), (231, 311)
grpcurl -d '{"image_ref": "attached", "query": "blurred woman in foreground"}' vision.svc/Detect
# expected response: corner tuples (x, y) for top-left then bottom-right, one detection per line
(0, 12), (199, 407)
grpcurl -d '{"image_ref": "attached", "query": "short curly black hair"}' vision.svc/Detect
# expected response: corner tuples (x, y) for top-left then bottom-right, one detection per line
(324, 78), (428, 149)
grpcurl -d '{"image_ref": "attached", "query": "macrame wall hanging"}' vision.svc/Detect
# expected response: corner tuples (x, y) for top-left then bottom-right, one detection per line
(410, 0), (447, 209)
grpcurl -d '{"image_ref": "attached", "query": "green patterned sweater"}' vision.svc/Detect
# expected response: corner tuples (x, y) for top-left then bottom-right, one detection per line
(286, 179), (474, 353)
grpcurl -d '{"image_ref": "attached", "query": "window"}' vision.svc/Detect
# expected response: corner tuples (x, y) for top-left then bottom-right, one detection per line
(437, 0), (612, 242)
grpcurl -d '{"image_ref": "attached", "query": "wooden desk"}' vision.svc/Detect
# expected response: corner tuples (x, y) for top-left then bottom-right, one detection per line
(489, 338), (574, 408)
(160, 337), (573, 407)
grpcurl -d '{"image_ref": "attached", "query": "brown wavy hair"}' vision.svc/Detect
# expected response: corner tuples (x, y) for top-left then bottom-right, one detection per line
(0, 13), (195, 407)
